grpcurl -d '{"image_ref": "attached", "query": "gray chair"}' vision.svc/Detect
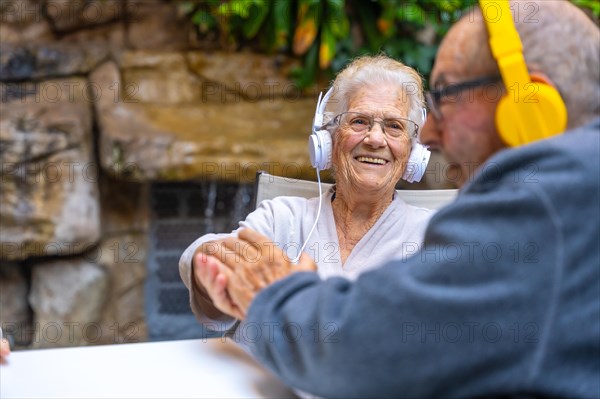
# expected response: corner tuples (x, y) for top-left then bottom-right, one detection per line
(254, 171), (458, 210)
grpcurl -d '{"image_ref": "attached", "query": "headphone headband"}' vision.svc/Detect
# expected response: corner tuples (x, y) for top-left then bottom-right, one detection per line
(479, 0), (567, 146)
(313, 87), (334, 131)
(480, 0), (530, 88)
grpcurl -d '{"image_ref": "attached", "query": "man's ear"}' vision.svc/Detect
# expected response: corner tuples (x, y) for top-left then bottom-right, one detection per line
(530, 71), (556, 87)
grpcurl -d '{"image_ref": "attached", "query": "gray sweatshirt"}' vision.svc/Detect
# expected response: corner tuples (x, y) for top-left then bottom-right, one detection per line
(245, 119), (600, 398)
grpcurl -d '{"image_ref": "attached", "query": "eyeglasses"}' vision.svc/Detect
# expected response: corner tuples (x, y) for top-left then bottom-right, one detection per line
(327, 112), (418, 139)
(425, 76), (502, 120)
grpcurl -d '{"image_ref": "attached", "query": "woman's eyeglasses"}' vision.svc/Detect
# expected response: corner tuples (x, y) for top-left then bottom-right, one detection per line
(328, 112), (418, 139)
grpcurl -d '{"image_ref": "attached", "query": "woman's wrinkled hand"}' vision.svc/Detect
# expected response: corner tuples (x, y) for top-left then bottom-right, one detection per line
(192, 240), (244, 319)
(210, 228), (317, 318)
(0, 328), (10, 362)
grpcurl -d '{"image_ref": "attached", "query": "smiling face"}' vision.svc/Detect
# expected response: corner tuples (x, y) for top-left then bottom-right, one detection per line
(332, 84), (412, 196)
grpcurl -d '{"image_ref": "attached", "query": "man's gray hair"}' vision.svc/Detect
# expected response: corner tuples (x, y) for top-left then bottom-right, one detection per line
(475, 0), (600, 129)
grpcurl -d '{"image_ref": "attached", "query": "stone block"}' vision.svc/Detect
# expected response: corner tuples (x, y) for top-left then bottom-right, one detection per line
(95, 234), (148, 344)
(90, 60), (318, 183)
(186, 51), (301, 100)
(60, 22), (126, 58)
(0, 78), (100, 261)
(125, 0), (192, 51)
(29, 258), (108, 348)
(44, 0), (124, 32)
(0, 0), (54, 44)
(119, 51), (202, 104)
(0, 41), (109, 81)
(0, 261), (31, 347)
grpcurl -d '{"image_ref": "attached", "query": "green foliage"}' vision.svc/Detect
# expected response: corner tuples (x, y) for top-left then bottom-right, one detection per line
(572, 0), (600, 18)
(180, 0), (599, 89)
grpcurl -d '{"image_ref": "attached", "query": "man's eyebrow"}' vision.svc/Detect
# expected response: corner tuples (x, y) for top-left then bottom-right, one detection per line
(430, 73), (448, 90)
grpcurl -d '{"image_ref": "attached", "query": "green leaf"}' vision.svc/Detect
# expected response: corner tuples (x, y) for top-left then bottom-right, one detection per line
(319, 23), (336, 69)
(216, 2), (230, 16)
(326, 0), (345, 10)
(377, 5), (396, 38)
(291, 40), (319, 89)
(229, 0), (251, 18)
(355, 0), (385, 51)
(242, 1), (269, 38)
(572, 0), (600, 17)
(272, 0), (292, 49)
(293, 2), (320, 55)
(399, 3), (425, 25)
(192, 10), (216, 32)
(326, 0), (349, 38)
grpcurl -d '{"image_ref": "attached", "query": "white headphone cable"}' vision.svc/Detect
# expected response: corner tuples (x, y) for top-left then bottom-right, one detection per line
(292, 168), (323, 264)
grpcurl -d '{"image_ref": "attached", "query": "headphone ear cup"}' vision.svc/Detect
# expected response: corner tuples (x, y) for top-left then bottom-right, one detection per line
(496, 82), (567, 147)
(402, 142), (431, 183)
(308, 130), (333, 170)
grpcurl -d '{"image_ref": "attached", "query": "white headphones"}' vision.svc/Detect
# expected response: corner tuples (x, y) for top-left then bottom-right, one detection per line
(308, 87), (431, 183)
(308, 88), (335, 171)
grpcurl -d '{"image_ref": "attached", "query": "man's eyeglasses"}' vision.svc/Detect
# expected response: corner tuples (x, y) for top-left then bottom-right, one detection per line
(327, 112), (418, 139)
(425, 76), (502, 120)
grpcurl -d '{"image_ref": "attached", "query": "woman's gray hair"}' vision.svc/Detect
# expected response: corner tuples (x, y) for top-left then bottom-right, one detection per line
(324, 54), (425, 139)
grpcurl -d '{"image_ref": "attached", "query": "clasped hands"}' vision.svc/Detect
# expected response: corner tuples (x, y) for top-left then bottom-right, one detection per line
(192, 229), (316, 320)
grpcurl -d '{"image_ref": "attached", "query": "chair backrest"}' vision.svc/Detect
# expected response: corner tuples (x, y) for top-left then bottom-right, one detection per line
(254, 171), (458, 210)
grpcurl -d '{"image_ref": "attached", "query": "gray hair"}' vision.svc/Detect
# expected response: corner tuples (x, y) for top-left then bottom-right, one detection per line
(324, 54), (426, 138)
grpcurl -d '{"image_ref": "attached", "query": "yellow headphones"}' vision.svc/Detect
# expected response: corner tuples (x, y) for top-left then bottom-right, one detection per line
(479, 0), (567, 147)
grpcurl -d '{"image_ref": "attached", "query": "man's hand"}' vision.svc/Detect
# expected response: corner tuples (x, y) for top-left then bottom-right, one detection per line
(211, 228), (317, 318)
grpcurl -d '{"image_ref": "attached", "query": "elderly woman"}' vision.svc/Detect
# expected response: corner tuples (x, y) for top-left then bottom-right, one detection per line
(179, 54), (432, 329)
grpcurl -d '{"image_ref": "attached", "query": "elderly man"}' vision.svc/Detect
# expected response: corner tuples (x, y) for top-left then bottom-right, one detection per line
(196, 0), (600, 397)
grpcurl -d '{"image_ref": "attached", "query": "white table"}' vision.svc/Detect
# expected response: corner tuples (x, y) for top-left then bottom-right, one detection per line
(0, 338), (297, 398)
